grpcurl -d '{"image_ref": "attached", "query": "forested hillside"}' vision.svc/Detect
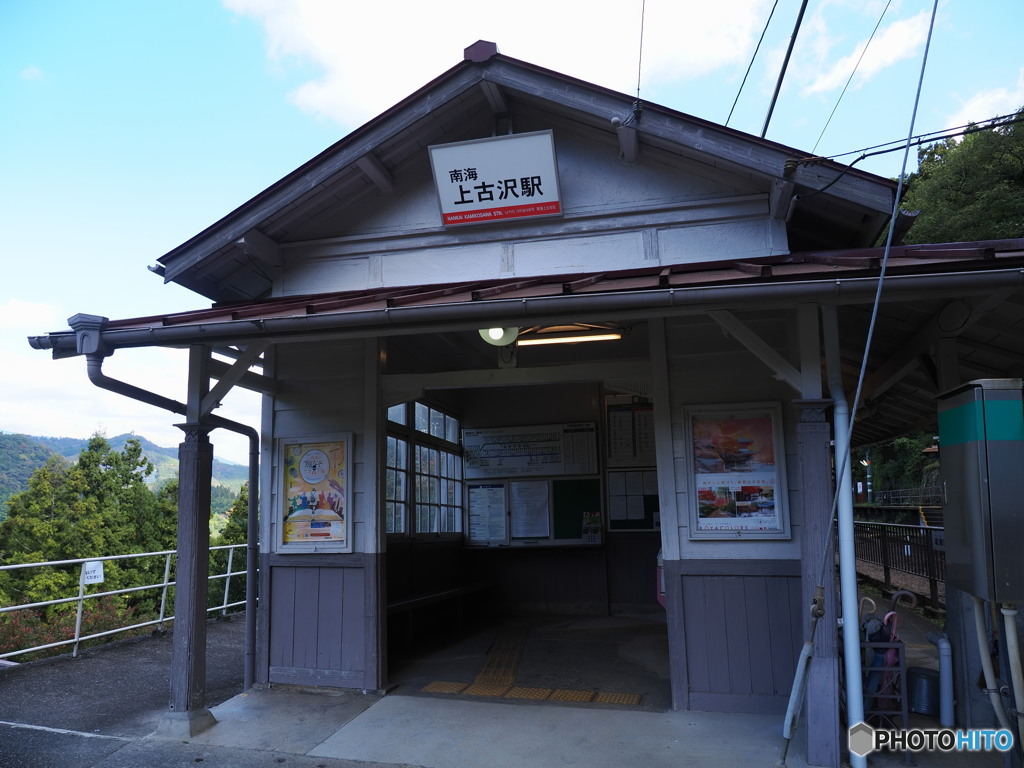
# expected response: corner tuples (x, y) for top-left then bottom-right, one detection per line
(0, 431), (248, 518)
(0, 434), (55, 514)
(0, 436), (250, 659)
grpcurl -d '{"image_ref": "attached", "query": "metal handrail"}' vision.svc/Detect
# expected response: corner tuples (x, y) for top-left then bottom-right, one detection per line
(0, 544), (247, 661)
(851, 520), (946, 609)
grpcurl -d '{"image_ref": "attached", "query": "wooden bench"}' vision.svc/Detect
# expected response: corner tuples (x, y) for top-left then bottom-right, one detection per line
(387, 582), (491, 642)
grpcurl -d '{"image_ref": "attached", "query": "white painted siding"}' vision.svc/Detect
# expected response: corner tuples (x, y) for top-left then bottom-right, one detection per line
(264, 338), (380, 555)
(659, 314), (803, 561)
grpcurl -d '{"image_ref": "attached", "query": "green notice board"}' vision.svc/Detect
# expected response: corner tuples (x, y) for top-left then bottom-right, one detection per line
(552, 478), (602, 544)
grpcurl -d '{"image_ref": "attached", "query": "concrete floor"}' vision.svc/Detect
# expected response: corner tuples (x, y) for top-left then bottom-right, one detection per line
(385, 611), (673, 712)
(0, 609), (1011, 767)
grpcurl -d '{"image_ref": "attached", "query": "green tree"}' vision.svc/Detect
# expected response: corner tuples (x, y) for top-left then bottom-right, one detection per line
(900, 109), (1024, 244)
(209, 483), (238, 536)
(854, 432), (937, 498)
(0, 435), (174, 610)
(210, 483), (249, 611)
(216, 482), (249, 546)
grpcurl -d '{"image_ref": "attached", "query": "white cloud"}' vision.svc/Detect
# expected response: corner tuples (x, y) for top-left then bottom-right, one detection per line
(224, 0), (772, 127)
(2, 300), (259, 464)
(19, 65), (44, 81)
(944, 67), (1024, 131)
(0, 299), (62, 331)
(803, 9), (932, 95)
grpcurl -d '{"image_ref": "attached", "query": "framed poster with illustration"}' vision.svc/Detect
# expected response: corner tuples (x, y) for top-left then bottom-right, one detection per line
(685, 404), (790, 540)
(276, 434), (353, 553)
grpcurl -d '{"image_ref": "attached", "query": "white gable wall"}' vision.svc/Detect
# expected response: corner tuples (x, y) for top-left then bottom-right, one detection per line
(277, 130), (788, 297)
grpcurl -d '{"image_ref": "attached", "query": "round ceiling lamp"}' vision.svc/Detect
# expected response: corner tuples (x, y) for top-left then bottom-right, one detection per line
(478, 327), (519, 346)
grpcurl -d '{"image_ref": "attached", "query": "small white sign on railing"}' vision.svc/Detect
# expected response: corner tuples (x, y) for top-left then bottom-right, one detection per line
(82, 560), (104, 584)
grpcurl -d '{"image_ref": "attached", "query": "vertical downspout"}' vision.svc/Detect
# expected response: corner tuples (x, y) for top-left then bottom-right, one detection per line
(84, 353), (259, 690)
(822, 307), (867, 767)
(210, 420), (259, 692)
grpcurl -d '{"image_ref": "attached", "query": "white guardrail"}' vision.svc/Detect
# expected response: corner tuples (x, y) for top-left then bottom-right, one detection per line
(0, 544), (246, 661)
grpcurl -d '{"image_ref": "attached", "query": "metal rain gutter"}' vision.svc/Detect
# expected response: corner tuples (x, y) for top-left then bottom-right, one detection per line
(27, 267), (1024, 356)
(84, 354), (260, 692)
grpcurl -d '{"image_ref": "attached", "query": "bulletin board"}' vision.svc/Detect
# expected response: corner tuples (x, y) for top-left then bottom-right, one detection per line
(607, 469), (660, 531)
(465, 476), (602, 547)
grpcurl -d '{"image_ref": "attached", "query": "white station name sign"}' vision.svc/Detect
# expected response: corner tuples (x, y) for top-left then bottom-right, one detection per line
(428, 130), (562, 227)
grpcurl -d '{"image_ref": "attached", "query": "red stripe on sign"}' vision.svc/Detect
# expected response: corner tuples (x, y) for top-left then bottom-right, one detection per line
(443, 201), (561, 225)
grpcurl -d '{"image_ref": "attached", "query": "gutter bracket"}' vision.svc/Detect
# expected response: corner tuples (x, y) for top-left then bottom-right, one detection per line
(69, 314), (112, 357)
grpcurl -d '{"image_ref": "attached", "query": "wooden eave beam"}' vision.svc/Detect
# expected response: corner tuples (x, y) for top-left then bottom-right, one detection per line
(471, 278), (545, 300)
(202, 341), (272, 415)
(207, 354), (278, 397)
(479, 80), (508, 116)
(707, 309), (803, 394)
(354, 152), (396, 195)
(733, 262), (774, 277)
(860, 288), (1015, 403)
(386, 282), (484, 307)
(808, 253), (881, 269)
(236, 228), (282, 267)
(562, 274), (606, 294)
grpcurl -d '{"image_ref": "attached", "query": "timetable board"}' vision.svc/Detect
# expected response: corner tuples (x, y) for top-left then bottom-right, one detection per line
(462, 422), (598, 479)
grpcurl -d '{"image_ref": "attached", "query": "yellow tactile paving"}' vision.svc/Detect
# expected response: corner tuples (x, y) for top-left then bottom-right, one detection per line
(419, 625), (643, 707)
(474, 674), (516, 687)
(462, 682), (511, 697)
(594, 691), (642, 706)
(505, 686), (553, 700)
(478, 633), (525, 679)
(549, 689), (596, 702)
(420, 681), (469, 694)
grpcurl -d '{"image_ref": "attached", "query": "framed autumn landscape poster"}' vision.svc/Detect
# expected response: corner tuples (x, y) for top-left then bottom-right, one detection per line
(685, 403), (790, 540)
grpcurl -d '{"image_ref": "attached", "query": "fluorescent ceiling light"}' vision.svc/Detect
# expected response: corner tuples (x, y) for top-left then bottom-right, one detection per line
(516, 331), (622, 346)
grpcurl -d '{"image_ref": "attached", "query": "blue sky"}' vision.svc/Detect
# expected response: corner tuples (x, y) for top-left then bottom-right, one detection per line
(2, 0), (1022, 464)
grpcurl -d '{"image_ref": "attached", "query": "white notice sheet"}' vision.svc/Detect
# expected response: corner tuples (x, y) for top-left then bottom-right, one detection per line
(509, 480), (550, 538)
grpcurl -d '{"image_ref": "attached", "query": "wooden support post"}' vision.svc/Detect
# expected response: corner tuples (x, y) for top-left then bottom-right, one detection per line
(159, 346), (217, 738)
(797, 399), (840, 768)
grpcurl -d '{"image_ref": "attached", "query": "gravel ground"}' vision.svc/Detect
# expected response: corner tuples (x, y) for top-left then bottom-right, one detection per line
(856, 559), (946, 610)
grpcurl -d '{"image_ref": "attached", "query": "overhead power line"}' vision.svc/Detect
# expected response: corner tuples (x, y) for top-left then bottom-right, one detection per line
(823, 111), (1024, 167)
(726, 0), (779, 127)
(811, 0), (893, 154)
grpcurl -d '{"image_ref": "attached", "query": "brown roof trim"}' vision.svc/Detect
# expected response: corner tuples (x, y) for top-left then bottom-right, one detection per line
(29, 240), (1024, 358)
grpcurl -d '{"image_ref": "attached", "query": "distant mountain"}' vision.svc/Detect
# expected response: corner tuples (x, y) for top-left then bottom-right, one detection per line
(0, 433), (56, 513)
(0, 431), (249, 515)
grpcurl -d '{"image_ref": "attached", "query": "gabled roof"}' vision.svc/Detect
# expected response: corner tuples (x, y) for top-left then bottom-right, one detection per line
(156, 41), (898, 304)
